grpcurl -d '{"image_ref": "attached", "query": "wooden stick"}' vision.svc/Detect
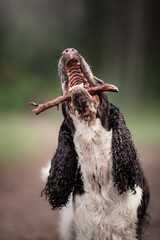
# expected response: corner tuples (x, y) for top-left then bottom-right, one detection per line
(29, 83), (118, 115)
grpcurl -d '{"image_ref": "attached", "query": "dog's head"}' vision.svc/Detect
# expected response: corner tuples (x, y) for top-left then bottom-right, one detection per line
(58, 48), (110, 131)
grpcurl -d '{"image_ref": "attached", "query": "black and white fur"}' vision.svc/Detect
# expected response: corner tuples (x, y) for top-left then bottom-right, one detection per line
(42, 49), (150, 240)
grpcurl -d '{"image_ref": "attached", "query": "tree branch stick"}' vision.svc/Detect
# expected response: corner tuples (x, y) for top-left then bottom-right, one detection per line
(28, 83), (118, 115)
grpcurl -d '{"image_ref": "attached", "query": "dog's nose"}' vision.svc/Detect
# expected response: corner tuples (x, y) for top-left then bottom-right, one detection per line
(62, 48), (78, 56)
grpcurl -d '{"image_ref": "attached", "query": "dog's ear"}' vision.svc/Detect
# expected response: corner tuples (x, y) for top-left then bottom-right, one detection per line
(109, 104), (143, 194)
(42, 120), (78, 209)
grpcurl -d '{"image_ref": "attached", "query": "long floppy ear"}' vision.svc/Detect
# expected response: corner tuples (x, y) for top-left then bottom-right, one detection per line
(109, 104), (143, 194)
(42, 120), (78, 209)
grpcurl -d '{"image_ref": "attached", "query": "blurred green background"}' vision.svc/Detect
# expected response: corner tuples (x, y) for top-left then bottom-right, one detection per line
(0, 0), (160, 161)
(0, 1), (160, 239)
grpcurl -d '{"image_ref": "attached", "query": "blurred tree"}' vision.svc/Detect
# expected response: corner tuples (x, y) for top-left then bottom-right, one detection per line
(0, 0), (159, 111)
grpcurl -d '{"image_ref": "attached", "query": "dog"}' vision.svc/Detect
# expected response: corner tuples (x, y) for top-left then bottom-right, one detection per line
(41, 48), (150, 240)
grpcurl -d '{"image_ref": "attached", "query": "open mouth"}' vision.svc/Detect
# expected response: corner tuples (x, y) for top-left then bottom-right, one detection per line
(65, 59), (100, 111)
(66, 59), (91, 93)
(29, 48), (118, 115)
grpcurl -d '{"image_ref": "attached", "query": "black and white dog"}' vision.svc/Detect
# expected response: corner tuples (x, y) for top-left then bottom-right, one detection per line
(42, 48), (149, 240)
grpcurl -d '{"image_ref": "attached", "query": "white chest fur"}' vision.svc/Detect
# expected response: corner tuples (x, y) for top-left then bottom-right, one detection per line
(73, 118), (112, 193)
(72, 118), (142, 240)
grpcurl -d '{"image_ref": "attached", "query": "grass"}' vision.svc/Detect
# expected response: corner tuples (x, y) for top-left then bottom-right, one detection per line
(0, 109), (159, 164)
(123, 110), (160, 145)
(0, 114), (41, 163)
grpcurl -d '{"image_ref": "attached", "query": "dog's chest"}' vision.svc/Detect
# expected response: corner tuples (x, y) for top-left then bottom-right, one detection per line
(73, 118), (112, 192)
(72, 118), (141, 239)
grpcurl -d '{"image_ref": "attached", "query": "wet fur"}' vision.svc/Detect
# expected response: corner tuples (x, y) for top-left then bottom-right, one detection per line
(42, 51), (150, 239)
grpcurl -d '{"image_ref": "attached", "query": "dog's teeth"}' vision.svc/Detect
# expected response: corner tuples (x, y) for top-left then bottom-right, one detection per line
(69, 83), (84, 92)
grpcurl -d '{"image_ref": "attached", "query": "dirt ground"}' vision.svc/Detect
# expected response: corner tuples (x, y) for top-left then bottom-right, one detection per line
(0, 121), (160, 240)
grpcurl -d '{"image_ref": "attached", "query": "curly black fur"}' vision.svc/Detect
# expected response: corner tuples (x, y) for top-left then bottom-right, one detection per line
(42, 120), (78, 209)
(42, 51), (150, 239)
(73, 164), (85, 197)
(136, 177), (150, 239)
(42, 96), (150, 238)
(96, 92), (110, 130)
(62, 102), (75, 135)
(109, 103), (142, 194)
(109, 103), (150, 238)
